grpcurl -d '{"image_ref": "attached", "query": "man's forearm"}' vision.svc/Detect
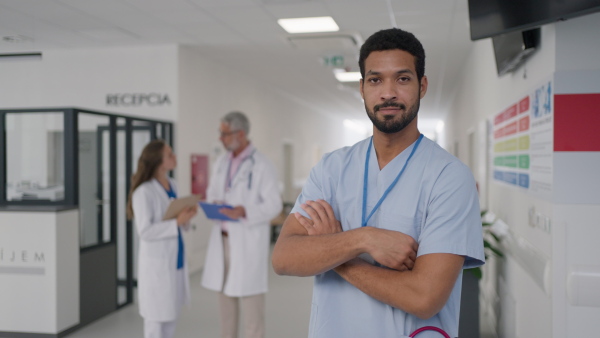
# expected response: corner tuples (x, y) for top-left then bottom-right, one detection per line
(272, 217), (366, 277)
(334, 254), (464, 319)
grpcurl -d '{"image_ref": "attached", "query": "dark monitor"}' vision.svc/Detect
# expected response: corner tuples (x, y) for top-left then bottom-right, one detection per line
(492, 28), (540, 76)
(469, 0), (600, 40)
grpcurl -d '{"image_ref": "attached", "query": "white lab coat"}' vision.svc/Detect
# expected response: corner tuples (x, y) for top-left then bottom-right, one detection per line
(201, 148), (282, 297)
(132, 178), (191, 322)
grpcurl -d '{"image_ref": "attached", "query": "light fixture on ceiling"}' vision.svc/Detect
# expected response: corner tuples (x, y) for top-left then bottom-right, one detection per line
(0, 52), (42, 60)
(2, 35), (33, 43)
(277, 16), (339, 34)
(333, 68), (362, 82)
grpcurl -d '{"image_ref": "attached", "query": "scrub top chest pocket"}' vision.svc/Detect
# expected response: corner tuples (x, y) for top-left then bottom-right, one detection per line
(381, 211), (422, 241)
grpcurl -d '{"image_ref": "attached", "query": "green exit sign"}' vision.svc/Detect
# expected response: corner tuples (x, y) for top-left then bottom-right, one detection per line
(323, 55), (344, 67)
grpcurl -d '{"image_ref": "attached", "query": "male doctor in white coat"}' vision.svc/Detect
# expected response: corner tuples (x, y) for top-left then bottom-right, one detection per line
(202, 111), (282, 338)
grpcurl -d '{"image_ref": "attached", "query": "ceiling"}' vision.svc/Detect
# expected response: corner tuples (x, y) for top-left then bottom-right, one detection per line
(0, 0), (475, 129)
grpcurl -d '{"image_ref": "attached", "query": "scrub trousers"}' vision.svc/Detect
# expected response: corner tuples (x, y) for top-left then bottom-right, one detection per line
(219, 235), (265, 338)
(143, 268), (187, 338)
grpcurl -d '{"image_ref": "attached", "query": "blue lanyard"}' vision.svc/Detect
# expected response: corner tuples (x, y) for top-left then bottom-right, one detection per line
(163, 181), (177, 199)
(162, 180), (184, 269)
(225, 150), (256, 190)
(361, 134), (423, 227)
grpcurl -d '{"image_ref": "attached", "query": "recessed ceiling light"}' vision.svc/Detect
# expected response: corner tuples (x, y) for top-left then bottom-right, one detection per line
(334, 70), (362, 82)
(277, 16), (339, 34)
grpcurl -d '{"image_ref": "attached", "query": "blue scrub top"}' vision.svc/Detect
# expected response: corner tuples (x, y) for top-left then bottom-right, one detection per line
(292, 136), (485, 338)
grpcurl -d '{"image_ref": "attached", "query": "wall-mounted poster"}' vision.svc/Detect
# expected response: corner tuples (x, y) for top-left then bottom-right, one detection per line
(191, 154), (209, 199)
(491, 79), (554, 200)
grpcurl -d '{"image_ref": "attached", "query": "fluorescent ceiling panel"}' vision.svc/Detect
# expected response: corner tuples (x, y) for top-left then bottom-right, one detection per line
(277, 16), (339, 33)
(334, 71), (361, 82)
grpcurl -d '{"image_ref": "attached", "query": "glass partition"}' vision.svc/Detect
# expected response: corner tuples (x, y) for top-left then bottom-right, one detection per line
(116, 118), (127, 305)
(78, 113), (111, 248)
(5, 112), (65, 202)
(1, 107), (173, 310)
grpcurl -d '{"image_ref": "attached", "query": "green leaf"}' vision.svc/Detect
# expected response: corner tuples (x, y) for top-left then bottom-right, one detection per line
(466, 267), (483, 279)
(489, 233), (501, 243)
(483, 240), (505, 258)
(488, 246), (504, 258)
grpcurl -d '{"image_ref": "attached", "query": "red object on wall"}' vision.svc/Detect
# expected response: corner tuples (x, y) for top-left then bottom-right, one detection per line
(519, 116), (530, 132)
(191, 154), (209, 199)
(519, 96), (530, 114)
(504, 121), (518, 136)
(554, 93), (600, 151)
(494, 104), (518, 125)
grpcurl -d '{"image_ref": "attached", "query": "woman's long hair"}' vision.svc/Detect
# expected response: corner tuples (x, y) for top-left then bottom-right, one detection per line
(126, 139), (166, 220)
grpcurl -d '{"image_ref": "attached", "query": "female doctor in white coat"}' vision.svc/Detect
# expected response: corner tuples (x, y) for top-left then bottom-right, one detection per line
(201, 112), (282, 338)
(127, 139), (197, 338)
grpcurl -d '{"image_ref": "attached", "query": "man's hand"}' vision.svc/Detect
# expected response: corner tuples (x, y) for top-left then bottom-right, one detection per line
(294, 199), (342, 235)
(364, 227), (418, 271)
(219, 206), (246, 220)
(295, 199), (417, 271)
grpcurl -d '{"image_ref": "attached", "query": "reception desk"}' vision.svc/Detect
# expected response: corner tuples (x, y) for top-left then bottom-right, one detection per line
(0, 206), (79, 337)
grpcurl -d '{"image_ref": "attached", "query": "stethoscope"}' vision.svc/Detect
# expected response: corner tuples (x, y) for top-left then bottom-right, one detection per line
(409, 326), (451, 337)
(223, 150), (256, 191)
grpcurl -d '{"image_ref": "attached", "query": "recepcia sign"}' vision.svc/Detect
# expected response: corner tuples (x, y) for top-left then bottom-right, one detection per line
(106, 93), (171, 107)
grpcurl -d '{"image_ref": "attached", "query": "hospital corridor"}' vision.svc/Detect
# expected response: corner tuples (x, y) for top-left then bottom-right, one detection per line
(66, 260), (314, 338)
(1, 0), (600, 337)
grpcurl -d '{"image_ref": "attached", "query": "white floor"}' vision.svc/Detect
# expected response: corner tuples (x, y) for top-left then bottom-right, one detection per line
(66, 262), (314, 338)
(64, 255), (494, 338)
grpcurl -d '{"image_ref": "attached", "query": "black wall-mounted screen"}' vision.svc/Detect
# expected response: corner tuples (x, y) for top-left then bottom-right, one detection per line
(493, 28), (540, 76)
(469, 0), (600, 40)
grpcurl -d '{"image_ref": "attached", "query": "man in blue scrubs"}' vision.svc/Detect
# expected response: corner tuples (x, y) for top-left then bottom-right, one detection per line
(272, 28), (485, 338)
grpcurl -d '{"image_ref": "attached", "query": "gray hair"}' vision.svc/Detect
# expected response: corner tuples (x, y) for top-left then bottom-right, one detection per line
(221, 111), (250, 135)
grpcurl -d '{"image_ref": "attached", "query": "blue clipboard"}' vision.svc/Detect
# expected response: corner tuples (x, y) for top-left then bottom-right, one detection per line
(199, 202), (239, 222)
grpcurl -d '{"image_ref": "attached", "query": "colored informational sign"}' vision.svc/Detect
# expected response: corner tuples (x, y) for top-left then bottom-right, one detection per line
(491, 80), (553, 198)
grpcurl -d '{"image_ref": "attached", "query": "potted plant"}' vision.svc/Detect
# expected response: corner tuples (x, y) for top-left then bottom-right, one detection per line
(459, 210), (504, 338)
(468, 210), (504, 279)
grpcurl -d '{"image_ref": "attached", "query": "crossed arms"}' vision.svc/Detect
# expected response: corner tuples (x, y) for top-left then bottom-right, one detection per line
(271, 199), (465, 320)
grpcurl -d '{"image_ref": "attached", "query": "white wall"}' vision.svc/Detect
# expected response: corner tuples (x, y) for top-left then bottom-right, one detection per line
(448, 12), (600, 338)
(0, 45), (179, 120)
(552, 12), (600, 337)
(0, 210), (79, 334)
(176, 46), (367, 273)
(0, 43), (367, 276)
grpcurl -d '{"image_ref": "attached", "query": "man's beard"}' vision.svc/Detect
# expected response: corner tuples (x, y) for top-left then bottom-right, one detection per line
(225, 138), (240, 151)
(365, 98), (420, 134)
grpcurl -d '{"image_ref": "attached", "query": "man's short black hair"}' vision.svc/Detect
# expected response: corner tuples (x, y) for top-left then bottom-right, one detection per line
(359, 28), (426, 82)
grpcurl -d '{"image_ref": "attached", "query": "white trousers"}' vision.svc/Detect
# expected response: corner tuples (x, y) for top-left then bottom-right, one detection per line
(144, 319), (177, 338)
(143, 268), (186, 338)
(219, 236), (266, 338)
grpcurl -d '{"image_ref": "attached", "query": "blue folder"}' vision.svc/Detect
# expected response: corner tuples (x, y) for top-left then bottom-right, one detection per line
(199, 202), (239, 222)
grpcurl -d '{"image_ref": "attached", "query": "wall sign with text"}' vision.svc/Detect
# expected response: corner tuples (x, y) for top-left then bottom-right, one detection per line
(106, 93), (171, 107)
(491, 80), (554, 199)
